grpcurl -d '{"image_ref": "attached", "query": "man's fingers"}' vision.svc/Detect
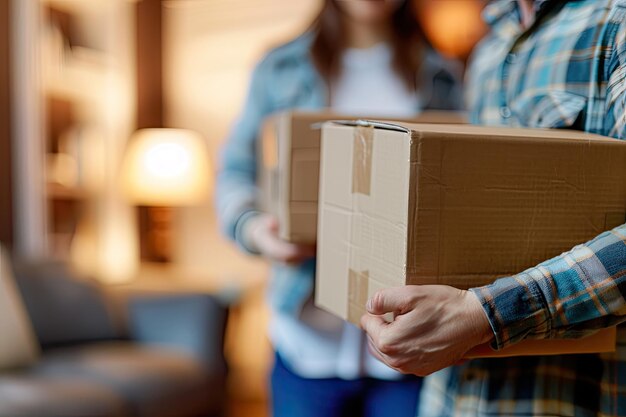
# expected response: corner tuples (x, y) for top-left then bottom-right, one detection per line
(359, 313), (387, 344)
(366, 287), (416, 316)
(366, 335), (390, 365)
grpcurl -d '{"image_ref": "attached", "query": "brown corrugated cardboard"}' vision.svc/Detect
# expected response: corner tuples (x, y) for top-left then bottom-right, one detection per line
(315, 121), (625, 355)
(465, 328), (616, 357)
(258, 110), (467, 243)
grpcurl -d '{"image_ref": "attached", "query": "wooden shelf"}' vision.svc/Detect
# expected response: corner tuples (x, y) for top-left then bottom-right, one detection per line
(43, 48), (111, 103)
(46, 182), (90, 200)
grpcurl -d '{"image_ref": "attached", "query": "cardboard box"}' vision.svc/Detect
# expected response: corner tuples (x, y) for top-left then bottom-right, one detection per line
(315, 121), (625, 355)
(465, 328), (616, 357)
(258, 110), (467, 243)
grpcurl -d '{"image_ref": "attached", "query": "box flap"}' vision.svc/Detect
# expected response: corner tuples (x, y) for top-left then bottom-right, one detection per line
(333, 120), (620, 144)
(326, 120), (411, 133)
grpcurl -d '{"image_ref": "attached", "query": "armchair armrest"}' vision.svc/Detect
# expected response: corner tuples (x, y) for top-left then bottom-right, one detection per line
(128, 293), (228, 375)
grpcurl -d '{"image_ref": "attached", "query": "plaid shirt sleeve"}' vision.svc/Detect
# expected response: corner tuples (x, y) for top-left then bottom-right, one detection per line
(607, 18), (626, 139)
(470, 224), (626, 349)
(470, 19), (626, 350)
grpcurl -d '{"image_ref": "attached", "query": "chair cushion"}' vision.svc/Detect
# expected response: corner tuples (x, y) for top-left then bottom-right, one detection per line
(34, 342), (220, 417)
(0, 246), (39, 370)
(0, 373), (129, 417)
(10, 259), (121, 348)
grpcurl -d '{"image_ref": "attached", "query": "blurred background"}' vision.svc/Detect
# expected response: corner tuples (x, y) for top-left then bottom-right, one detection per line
(0, 1), (487, 416)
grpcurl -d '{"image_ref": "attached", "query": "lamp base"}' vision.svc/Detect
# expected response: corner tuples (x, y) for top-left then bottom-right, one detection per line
(138, 206), (173, 263)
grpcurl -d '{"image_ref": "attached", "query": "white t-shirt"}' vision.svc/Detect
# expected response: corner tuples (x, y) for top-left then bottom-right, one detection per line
(332, 42), (420, 117)
(270, 42), (420, 380)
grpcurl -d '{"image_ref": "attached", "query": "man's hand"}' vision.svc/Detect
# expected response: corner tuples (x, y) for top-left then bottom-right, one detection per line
(245, 214), (316, 264)
(360, 285), (494, 376)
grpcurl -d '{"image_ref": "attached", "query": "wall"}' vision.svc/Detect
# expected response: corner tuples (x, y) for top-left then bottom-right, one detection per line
(163, 0), (320, 278)
(0, 0), (12, 248)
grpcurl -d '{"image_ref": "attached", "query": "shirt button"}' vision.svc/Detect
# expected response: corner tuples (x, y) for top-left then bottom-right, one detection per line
(506, 52), (517, 64)
(500, 106), (512, 118)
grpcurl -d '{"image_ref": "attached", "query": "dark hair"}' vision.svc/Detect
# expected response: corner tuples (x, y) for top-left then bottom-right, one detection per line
(309, 0), (427, 92)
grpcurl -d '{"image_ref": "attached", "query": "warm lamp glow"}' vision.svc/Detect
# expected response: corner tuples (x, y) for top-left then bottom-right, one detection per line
(418, 0), (488, 59)
(121, 128), (211, 206)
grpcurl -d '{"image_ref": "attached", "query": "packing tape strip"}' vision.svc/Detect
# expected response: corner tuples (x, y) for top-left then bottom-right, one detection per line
(352, 125), (374, 195)
(348, 269), (369, 324)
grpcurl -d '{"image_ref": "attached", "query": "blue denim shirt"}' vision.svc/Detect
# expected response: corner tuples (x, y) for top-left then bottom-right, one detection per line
(217, 32), (461, 315)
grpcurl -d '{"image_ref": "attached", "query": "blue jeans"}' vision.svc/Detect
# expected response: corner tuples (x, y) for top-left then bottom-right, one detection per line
(270, 353), (422, 417)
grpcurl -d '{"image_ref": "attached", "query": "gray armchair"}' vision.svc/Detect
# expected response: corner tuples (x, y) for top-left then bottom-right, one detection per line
(0, 260), (229, 417)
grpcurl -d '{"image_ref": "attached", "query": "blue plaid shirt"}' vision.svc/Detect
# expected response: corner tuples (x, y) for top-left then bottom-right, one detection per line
(420, 0), (626, 416)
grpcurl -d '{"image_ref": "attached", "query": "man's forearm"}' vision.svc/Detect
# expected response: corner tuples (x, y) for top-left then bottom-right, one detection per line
(471, 223), (626, 349)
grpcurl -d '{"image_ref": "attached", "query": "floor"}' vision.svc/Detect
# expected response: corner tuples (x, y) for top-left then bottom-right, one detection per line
(225, 287), (272, 417)
(229, 400), (268, 417)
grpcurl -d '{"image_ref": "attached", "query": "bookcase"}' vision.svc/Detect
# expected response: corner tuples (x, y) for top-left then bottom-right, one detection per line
(13, 0), (139, 281)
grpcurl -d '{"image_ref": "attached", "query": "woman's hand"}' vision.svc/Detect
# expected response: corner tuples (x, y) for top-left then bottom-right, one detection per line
(245, 213), (316, 264)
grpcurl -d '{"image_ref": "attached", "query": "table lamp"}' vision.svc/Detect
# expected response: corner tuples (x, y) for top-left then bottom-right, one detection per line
(121, 128), (211, 262)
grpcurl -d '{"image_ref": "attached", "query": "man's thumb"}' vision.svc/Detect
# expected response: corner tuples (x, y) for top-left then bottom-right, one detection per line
(366, 287), (410, 316)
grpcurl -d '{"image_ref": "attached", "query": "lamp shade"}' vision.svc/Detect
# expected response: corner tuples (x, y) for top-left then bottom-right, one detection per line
(121, 128), (211, 206)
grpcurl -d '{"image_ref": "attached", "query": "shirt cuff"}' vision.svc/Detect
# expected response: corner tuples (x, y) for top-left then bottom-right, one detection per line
(469, 272), (552, 350)
(233, 209), (262, 255)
